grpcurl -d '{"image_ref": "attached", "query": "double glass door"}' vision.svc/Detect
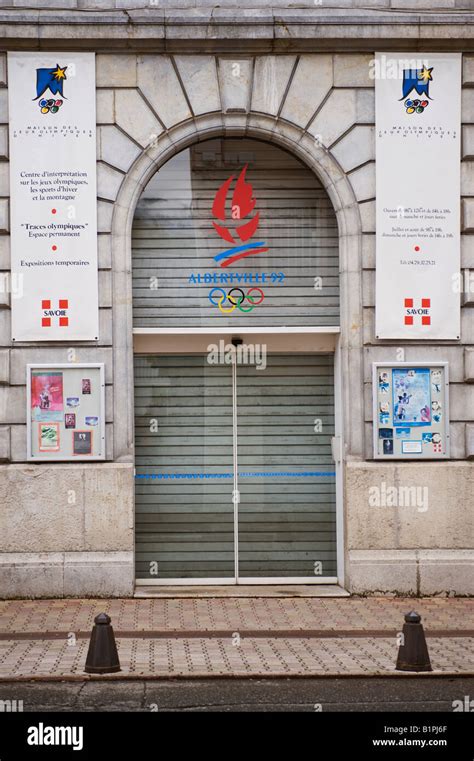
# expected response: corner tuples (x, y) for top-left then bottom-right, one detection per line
(134, 353), (337, 583)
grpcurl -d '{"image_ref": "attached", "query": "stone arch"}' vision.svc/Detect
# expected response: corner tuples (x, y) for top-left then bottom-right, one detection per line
(111, 112), (364, 478)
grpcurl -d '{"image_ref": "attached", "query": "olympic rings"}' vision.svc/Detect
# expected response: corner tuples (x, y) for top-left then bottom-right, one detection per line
(247, 287), (265, 305)
(38, 98), (63, 115)
(227, 287), (246, 306)
(208, 287), (265, 314)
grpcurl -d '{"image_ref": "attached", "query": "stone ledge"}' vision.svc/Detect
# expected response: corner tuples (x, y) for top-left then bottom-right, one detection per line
(348, 549), (417, 595)
(1, 0), (467, 9)
(345, 460), (474, 552)
(348, 549), (474, 595)
(1, 10), (473, 54)
(0, 551), (134, 598)
(2, 8), (473, 23)
(0, 0), (470, 9)
(0, 462), (134, 553)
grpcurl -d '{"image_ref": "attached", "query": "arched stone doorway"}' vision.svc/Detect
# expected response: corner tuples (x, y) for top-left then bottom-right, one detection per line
(132, 136), (339, 583)
(111, 115), (364, 589)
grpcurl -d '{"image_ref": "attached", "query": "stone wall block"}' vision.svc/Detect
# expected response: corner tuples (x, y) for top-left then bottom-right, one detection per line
(251, 55), (296, 116)
(96, 54), (137, 88)
(98, 234), (112, 270)
(0, 91), (8, 125)
(348, 162), (375, 202)
(0, 425), (10, 461)
(0, 348), (9, 383)
(98, 125), (141, 173)
(97, 200), (113, 233)
(362, 233), (375, 268)
(0, 55), (6, 87)
(138, 55), (191, 127)
(346, 462), (473, 551)
(331, 125), (374, 172)
(0, 199), (9, 233)
(462, 125), (474, 159)
(462, 89), (474, 124)
(308, 89), (356, 148)
(465, 423), (474, 458)
(115, 89), (163, 148)
(461, 161), (474, 196)
(217, 58), (253, 113)
(97, 162), (124, 202)
(333, 54), (374, 87)
(0, 125), (8, 159)
(359, 200), (375, 233)
(174, 55), (221, 115)
(280, 54), (332, 128)
(0, 386), (24, 424)
(447, 383), (474, 421)
(99, 270), (112, 308)
(96, 89), (114, 125)
(463, 55), (474, 86)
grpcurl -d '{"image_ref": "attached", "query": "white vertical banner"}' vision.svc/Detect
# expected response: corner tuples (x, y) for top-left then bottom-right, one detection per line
(8, 52), (98, 341)
(375, 52), (461, 340)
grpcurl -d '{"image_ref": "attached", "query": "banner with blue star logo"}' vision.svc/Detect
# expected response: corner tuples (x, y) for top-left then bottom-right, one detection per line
(375, 53), (461, 340)
(7, 52), (99, 342)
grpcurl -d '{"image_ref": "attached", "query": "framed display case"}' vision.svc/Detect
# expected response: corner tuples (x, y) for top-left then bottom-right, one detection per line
(372, 362), (449, 460)
(27, 363), (105, 461)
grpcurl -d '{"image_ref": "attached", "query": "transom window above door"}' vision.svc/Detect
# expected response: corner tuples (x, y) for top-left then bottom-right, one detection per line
(132, 138), (339, 328)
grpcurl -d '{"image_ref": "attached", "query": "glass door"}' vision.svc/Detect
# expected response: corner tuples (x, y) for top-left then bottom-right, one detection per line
(134, 355), (235, 582)
(134, 352), (337, 584)
(236, 354), (337, 582)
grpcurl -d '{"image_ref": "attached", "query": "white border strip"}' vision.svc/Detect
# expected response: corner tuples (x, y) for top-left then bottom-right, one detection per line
(133, 327), (341, 335)
(135, 577), (339, 586)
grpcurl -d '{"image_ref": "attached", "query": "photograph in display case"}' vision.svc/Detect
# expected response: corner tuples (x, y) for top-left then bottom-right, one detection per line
(73, 431), (93, 456)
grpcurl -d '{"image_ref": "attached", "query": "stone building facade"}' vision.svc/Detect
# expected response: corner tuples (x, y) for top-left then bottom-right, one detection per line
(0, 0), (473, 597)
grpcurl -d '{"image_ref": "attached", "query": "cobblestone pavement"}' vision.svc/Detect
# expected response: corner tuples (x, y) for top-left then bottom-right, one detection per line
(0, 597), (472, 679)
(1, 597), (473, 633)
(0, 635), (472, 679)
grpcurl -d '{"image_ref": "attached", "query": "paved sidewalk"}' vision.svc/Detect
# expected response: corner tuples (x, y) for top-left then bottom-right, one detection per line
(0, 597), (472, 679)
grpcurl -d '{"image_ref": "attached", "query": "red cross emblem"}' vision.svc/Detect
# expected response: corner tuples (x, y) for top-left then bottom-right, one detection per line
(404, 297), (431, 326)
(42, 299), (69, 328)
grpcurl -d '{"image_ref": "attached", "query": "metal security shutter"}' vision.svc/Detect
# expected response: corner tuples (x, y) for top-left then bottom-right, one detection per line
(134, 355), (234, 580)
(132, 138), (339, 328)
(237, 354), (336, 578)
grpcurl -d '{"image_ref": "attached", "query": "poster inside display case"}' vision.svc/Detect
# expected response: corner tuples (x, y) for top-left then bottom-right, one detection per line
(27, 364), (105, 461)
(372, 363), (449, 459)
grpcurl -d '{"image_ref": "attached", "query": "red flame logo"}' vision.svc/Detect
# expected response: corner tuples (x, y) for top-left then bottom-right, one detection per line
(211, 165), (268, 267)
(212, 164), (260, 244)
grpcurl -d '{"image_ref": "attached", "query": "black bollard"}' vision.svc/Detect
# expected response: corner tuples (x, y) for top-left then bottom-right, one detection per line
(84, 613), (121, 674)
(396, 611), (432, 672)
